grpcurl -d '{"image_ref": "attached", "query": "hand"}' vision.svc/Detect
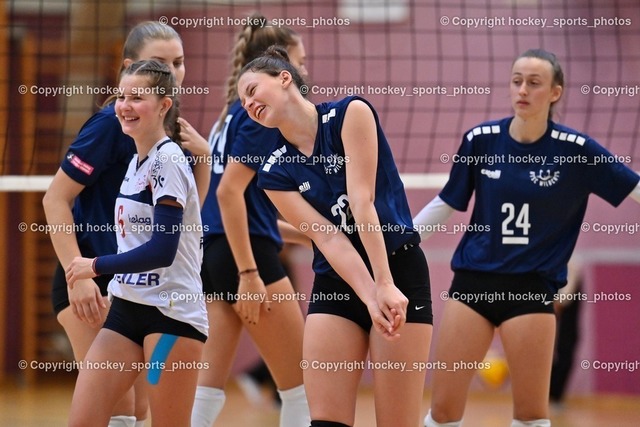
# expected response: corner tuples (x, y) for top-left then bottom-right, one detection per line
(65, 256), (98, 286)
(178, 117), (210, 157)
(234, 272), (271, 325)
(375, 281), (408, 336)
(68, 278), (107, 326)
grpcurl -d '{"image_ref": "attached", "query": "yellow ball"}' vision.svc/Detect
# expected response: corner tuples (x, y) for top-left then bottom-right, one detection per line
(477, 355), (509, 389)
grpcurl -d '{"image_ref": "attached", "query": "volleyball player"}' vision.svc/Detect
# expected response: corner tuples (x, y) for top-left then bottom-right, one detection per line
(42, 21), (210, 427)
(413, 49), (640, 427)
(64, 59), (207, 427)
(191, 15), (310, 427)
(237, 46), (433, 427)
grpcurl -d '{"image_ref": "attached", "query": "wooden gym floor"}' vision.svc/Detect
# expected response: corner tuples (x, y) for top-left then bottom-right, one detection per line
(1, 376), (639, 426)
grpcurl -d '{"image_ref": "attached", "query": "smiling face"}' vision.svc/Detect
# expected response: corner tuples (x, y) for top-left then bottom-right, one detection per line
(238, 70), (290, 127)
(510, 57), (562, 121)
(125, 38), (185, 86)
(115, 74), (172, 142)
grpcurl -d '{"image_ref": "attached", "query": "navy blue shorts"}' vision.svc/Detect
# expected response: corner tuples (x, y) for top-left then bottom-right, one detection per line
(200, 234), (287, 303)
(448, 270), (556, 326)
(103, 297), (206, 346)
(308, 244), (432, 332)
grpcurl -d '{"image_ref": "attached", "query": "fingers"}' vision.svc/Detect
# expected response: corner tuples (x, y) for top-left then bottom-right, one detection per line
(75, 293), (100, 324)
(68, 279), (106, 325)
(389, 307), (405, 332)
(378, 304), (397, 332)
(262, 298), (272, 314)
(235, 301), (261, 325)
(177, 117), (192, 128)
(371, 313), (401, 341)
(368, 305), (394, 336)
(65, 266), (76, 287)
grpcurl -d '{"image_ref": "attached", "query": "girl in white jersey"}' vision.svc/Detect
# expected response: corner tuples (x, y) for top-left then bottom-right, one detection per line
(65, 60), (208, 427)
(43, 21), (211, 427)
(415, 49), (640, 427)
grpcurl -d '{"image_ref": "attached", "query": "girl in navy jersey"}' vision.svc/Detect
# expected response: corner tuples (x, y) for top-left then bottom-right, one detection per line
(192, 15), (310, 427)
(237, 46), (433, 427)
(65, 59), (208, 427)
(414, 49), (640, 427)
(43, 22), (210, 427)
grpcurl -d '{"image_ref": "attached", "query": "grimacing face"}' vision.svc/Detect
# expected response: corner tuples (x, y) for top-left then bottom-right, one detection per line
(238, 70), (291, 128)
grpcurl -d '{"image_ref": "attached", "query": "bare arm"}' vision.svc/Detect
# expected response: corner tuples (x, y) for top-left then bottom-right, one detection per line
(278, 219), (312, 248)
(217, 161), (270, 324)
(266, 189), (400, 339)
(42, 168), (105, 324)
(341, 100), (408, 330)
(179, 117), (211, 206)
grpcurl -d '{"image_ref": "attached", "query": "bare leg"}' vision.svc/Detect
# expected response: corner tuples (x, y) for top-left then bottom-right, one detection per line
(58, 300), (136, 418)
(499, 313), (555, 421)
(429, 300), (495, 423)
(303, 314), (368, 425)
(143, 333), (204, 427)
(370, 323), (432, 427)
(67, 329), (142, 426)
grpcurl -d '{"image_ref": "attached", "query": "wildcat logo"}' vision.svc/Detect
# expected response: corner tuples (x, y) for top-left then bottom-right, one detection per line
(529, 169), (560, 187)
(324, 154), (345, 175)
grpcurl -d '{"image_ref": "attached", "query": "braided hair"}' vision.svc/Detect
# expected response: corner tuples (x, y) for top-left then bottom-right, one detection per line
(215, 13), (299, 132)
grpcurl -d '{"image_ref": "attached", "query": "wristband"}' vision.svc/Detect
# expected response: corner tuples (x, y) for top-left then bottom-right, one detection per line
(238, 268), (258, 277)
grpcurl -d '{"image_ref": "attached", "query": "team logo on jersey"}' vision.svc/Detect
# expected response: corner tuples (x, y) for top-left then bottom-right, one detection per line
(150, 157), (165, 189)
(298, 181), (311, 193)
(324, 154), (345, 175)
(481, 169), (501, 179)
(152, 174), (165, 189)
(529, 169), (560, 187)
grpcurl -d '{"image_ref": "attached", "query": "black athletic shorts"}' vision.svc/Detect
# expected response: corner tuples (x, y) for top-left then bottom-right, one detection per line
(200, 234), (286, 303)
(52, 262), (113, 315)
(103, 296), (207, 346)
(448, 270), (556, 326)
(308, 244), (433, 333)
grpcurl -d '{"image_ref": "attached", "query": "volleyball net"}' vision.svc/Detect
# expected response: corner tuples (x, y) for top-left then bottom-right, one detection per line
(1, 0), (639, 191)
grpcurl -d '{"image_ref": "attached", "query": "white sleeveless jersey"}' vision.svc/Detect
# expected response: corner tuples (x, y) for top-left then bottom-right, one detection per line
(108, 138), (208, 337)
